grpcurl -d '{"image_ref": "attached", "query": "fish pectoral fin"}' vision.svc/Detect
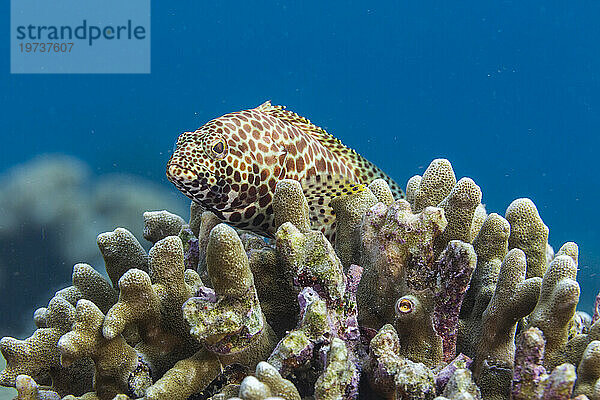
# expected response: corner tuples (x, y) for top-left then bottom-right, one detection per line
(300, 173), (367, 237)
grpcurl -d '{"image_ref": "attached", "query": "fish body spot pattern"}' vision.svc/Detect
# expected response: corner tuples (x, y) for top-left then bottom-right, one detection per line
(167, 101), (404, 241)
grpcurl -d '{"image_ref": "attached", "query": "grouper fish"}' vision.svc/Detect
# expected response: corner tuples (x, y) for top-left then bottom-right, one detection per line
(167, 101), (404, 241)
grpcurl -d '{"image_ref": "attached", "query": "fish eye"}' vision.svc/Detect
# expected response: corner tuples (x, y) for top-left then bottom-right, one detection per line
(211, 139), (226, 156)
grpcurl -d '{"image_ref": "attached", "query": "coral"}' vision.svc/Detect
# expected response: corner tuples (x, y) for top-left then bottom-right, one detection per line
(470, 204), (488, 243)
(434, 353), (473, 394)
(505, 198), (549, 279)
(246, 243), (298, 337)
(0, 155), (187, 336)
(276, 221), (346, 304)
(512, 327), (578, 400)
(330, 185), (378, 268)
(527, 245), (580, 369)
(408, 158), (456, 213)
(369, 178), (395, 206)
(102, 235), (202, 376)
(434, 367), (482, 400)
(512, 327), (546, 399)
(403, 159), (483, 255)
(472, 249), (541, 396)
(14, 374), (61, 400)
(142, 210), (185, 244)
(357, 201), (447, 330)
(212, 361), (301, 400)
(436, 177), (482, 251)
(266, 267), (361, 396)
(182, 223), (276, 365)
(273, 180), (311, 233)
(96, 228), (149, 288)
(366, 324), (436, 399)
(189, 201), (206, 238)
(195, 210), (222, 277)
(0, 296), (94, 397)
(575, 341), (600, 399)
(143, 349), (221, 400)
(0, 156), (597, 400)
(458, 213), (511, 358)
(594, 292), (600, 324)
(314, 338), (359, 400)
(357, 197), (476, 365)
(564, 314), (600, 372)
(51, 263), (118, 317)
(58, 300), (151, 399)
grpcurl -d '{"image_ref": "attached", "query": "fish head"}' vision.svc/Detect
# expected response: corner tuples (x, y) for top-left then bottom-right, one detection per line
(167, 111), (282, 213)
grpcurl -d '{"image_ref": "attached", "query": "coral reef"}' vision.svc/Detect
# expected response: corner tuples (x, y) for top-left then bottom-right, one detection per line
(1, 158), (598, 400)
(511, 327), (577, 400)
(0, 155), (187, 337)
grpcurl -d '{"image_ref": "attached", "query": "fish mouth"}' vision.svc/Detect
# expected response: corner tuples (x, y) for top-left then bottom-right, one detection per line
(167, 163), (199, 182)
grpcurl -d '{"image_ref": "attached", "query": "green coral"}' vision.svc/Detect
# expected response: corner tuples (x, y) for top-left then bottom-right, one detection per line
(142, 210), (185, 244)
(0, 296), (94, 397)
(212, 362), (301, 400)
(96, 228), (149, 288)
(527, 247), (580, 369)
(330, 185), (378, 268)
(314, 338), (358, 400)
(505, 198), (549, 279)
(58, 299), (151, 399)
(366, 324), (436, 400)
(358, 201), (447, 331)
(408, 158), (457, 213)
(575, 340), (600, 398)
(369, 178), (395, 206)
(1, 156), (598, 400)
(273, 179), (311, 233)
(182, 223), (276, 359)
(473, 249), (541, 396)
(435, 368), (482, 400)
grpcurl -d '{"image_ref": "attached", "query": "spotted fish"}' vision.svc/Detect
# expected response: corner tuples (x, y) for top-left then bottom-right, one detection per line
(167, 101), (404, 240)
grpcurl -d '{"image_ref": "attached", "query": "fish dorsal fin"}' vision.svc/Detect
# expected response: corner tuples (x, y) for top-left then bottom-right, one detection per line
(301, 173), (368, 242)
(255, 102), (348, 153)
(255, 101), (406, 200)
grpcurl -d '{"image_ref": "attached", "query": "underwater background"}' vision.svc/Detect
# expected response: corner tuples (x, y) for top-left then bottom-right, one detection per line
(1, 1), (600, 388)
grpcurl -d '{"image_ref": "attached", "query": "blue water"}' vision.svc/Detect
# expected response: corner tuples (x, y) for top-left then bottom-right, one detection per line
(1, 1), (599, 314)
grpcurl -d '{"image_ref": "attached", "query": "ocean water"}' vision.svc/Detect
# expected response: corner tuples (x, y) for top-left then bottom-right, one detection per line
(1, 2), (599, 394)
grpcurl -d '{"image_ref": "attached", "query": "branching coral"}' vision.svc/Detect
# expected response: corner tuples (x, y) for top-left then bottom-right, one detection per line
(357, 201), (447, 331)
(142, 210), (186, 244)
(527, 244), (580, 369)
(356, 194), (476, 366)
(407, 158), (456, 213)
(0, 157), (597, 400)
(103, 235), (201, 376)
(0, 156), (187, 337)
(505, 198), (549, 279)
(314, 338), (359, 400)
(434, 367), (482, 400)
(212, 361), (301, 400)
(58, 299), (151, 399)
(365, 324), (436, 400)
(574, 340), (600, 398)
(182, 223), (276, 365)
(511, 327), (578, 400)
(96, 228), (149, 288)
(471, 249), (541, 398)
(266, 275), (361, 397)
(0, 296), (94, 397)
